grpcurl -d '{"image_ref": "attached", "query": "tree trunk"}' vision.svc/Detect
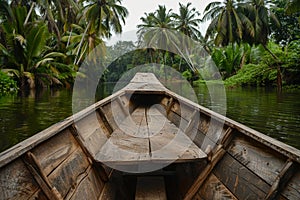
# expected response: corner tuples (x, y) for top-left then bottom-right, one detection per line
(74, 21), (91, 65)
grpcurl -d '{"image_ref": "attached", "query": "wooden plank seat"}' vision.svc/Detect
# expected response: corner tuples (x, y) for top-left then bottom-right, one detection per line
(95, 106), (206, 165)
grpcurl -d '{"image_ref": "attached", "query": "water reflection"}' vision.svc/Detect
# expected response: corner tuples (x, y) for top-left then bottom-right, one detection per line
(194, 84), (300, 149)
(0, 89), (73, 151)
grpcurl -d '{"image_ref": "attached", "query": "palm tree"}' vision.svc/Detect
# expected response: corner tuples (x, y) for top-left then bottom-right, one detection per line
(241, 0), (282, 91)
(240, 0), (279, 46)
(172, 2), (202, 40)
(73, 0), (128, 65)
(137, 5), (177, 80)
(0, 4), (72, 89)
(203, 0), (254, 46)
(137, 5), (175, 47)
(171, 3), (204, 72)
(62, 23), (106, 66)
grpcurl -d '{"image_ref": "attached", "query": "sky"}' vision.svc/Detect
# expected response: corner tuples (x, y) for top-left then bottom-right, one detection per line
(107, 0), (213, 45)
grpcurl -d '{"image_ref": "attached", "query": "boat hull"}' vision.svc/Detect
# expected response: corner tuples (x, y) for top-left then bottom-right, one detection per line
(0, 73), (299, 199)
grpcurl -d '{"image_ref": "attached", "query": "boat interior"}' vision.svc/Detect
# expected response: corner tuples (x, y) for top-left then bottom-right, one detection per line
(0, 73), (299, 199)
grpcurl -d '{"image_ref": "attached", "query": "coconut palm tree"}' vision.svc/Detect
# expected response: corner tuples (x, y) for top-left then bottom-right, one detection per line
(203, 0), (254, 46)
(240, 0), (279, 46)
(137, 5), (179, 80)
(172, 2), (202, 40)
(241, 0), (282, 91)
(34, 0), (80, 43)
(73, 0), (128, 65)
(137, 5), (175, 46)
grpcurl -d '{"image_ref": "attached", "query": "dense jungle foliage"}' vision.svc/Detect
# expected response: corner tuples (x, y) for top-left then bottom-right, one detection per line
(0, 0), (299, 94)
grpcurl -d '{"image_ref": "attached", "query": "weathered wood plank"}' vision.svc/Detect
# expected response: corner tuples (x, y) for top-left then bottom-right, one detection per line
(184, 110), (199, 135)
(117, 96), (130, 116)
(197, 174), (238, 200)
(95, 105), (206, 165)
(29, 189), (48, 200)
(67, 166), (105, 200)
(150, 127), (206, 163)
(266, 160), (296, 199)
(166, 108), (188, 131)
(227, 134), (286, 185)
(23, 152), (63, 200)
(217, 127), (233, 147)
(96, 107), (150, 164)
(203, 117), (224, 145)
(30, 129), (78, 176)
(74, 112), (103, 140)
(73, 125), (108, 158)
(96, 128), (150, 164)
(167, 101), (196, 123)
(213, 153), (271, 199)
(48, 148), (90, 198)
(184, 145), (225, 200)
(282, 167), (300, 200)
(100, 102), (123, 131)
(0, 158), (39, 200)
(135, 176), (167, 200)
(98, 107), (114, 134)
(165, 97), (174, 115)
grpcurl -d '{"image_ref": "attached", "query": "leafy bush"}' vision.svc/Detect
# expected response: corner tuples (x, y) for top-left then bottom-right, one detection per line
(0, 71), (18, 94)
(182, 70), (192, 81)
(225, 64), (277, 87)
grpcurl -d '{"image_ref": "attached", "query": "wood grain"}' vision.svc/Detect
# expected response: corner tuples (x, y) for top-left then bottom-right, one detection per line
(282, 168), (300, 199)
(213, 153), (271, 199)
(48, 148), (90, 198)
(95, 106), (206, 165)
(68, 167), (105, 200)
(0, 158), (39, 200)
(227, 135), (286, 185)
(197, 174), (237, 200)
(184, 145), (225, 200)
(30, 129), (78, 176)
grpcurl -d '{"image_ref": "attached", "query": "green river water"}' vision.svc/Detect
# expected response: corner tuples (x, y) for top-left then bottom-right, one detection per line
(0, 83), (299, 152)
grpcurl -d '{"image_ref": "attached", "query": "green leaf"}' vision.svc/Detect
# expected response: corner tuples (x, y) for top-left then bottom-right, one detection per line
(26, 23), (49, 58)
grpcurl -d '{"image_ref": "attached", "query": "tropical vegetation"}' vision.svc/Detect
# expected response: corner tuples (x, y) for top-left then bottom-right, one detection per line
(135, 0), (300, 90)
(0, 0), (128, 93)
(0, 0), (299, 95)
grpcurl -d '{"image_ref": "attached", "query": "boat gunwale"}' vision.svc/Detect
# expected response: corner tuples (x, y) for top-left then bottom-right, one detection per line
(1, 72), (300, 169)
(165, 88), (300, 164)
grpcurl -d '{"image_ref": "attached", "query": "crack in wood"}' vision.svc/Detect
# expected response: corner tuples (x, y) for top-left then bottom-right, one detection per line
(145, 107), (152, 157)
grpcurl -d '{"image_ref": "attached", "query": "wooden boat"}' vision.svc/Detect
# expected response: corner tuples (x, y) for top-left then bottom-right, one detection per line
(0, 73), (299, 200)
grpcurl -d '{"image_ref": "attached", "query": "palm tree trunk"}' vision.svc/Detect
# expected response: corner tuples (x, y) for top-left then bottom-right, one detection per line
(66, 28), (73, 47)
(74, 21), (91, 65)
(24, 2), (35, 26)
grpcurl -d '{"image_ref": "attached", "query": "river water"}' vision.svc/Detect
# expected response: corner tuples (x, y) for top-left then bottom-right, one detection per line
(0, 83), (299, 152)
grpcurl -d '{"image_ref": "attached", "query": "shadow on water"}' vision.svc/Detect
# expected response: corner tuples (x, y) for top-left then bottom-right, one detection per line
(0, 83), (300, 152)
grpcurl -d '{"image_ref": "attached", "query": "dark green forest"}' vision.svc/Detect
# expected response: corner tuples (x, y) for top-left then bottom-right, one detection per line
(0, 0), (299, 94)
